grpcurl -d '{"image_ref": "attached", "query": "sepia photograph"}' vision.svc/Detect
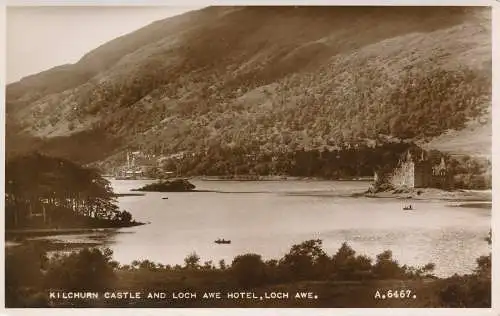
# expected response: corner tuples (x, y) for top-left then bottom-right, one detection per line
(3, 3), (494, 310)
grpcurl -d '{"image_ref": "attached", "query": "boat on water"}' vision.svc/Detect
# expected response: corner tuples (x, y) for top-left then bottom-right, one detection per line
(162, 197), (169, 200)
(403, 204), (414, 211)
(402, 196), (414, 210)
(214, 238), (231, 244)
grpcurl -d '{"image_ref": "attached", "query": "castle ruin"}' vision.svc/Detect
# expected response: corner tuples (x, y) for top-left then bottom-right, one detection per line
(375, 150), (453, 190)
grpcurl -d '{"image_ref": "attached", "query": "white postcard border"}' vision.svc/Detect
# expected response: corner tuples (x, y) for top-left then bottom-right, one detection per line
(0, 1), (497, 315)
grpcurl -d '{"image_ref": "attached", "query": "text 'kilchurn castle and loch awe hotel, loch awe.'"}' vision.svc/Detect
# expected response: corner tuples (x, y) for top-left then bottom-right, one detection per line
(4, 6), (492, 308)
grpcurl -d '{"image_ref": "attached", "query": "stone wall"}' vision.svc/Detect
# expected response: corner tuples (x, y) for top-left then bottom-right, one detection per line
(414, 163), (432, 188)
(389, 160), (415, 189)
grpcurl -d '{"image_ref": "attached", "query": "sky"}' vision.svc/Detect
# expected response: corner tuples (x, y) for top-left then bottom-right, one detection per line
(6, 6), (199, 83)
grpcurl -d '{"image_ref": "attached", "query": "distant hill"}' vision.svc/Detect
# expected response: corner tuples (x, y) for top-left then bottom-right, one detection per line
(6, 6), (492, 166)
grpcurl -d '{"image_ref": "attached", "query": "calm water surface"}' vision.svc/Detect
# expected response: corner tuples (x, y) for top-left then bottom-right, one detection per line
(51, 180), (491, 277)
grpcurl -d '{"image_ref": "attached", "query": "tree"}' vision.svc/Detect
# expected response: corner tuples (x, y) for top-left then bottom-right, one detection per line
(280, 239), (328, 280)
(372, 250), (403, 279)
(218, 259), (227, 270)
(438, 230), (491, 307)
(5, 152), (122, 229)
(138, 259), (158, 271)
(231, 254), (267, 287)
(119, 210), (132, 223)
(184, 252), (200, 269)
(331, 242), (372, 280)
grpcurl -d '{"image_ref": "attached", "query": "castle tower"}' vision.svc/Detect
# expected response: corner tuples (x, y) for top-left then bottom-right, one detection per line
(389, 150), (416, 189)
(439, 157), (446, 169)
(438, 157), (446, 176)
(406, 151), (412, 162)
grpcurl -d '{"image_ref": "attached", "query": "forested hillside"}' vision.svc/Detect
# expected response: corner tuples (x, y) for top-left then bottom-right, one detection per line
(6, 6), (491, 166)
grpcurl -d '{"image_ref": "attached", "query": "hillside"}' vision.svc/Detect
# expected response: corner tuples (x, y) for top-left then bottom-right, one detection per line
(6, 6), (492, 166)
(419, 109), (491, 158)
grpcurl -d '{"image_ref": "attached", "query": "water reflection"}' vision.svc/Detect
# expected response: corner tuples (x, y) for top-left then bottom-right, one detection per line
(44, 180), (491, 277)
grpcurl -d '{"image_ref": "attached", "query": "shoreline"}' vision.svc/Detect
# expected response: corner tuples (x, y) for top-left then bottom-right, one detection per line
(5, 222), (145, 240)
(191, 175), (374, 182)
(8, 187), (490, 241)
(111, 176), (375, 182)
(362, 188), (492, 203)
(124, 178), (491, 203)
(113, 193), (146, 197)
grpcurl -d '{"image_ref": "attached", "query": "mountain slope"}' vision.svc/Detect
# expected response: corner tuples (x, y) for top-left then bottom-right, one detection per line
(6, 6), (492, 165)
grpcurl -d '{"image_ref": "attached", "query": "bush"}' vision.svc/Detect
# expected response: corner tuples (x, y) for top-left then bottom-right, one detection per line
(5, 244), (46, 289)
(372, 250), (405, 279)
(331, 243), (372, 280)
(5, 244), (47, 307)
(438, 274), (491, 307)
(138, 259), (159, 271)
(4, 236), (491, 308)
(44, 248), (116, 291)
(117, 210), (132, 223)
(231, 253), (267, 287)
